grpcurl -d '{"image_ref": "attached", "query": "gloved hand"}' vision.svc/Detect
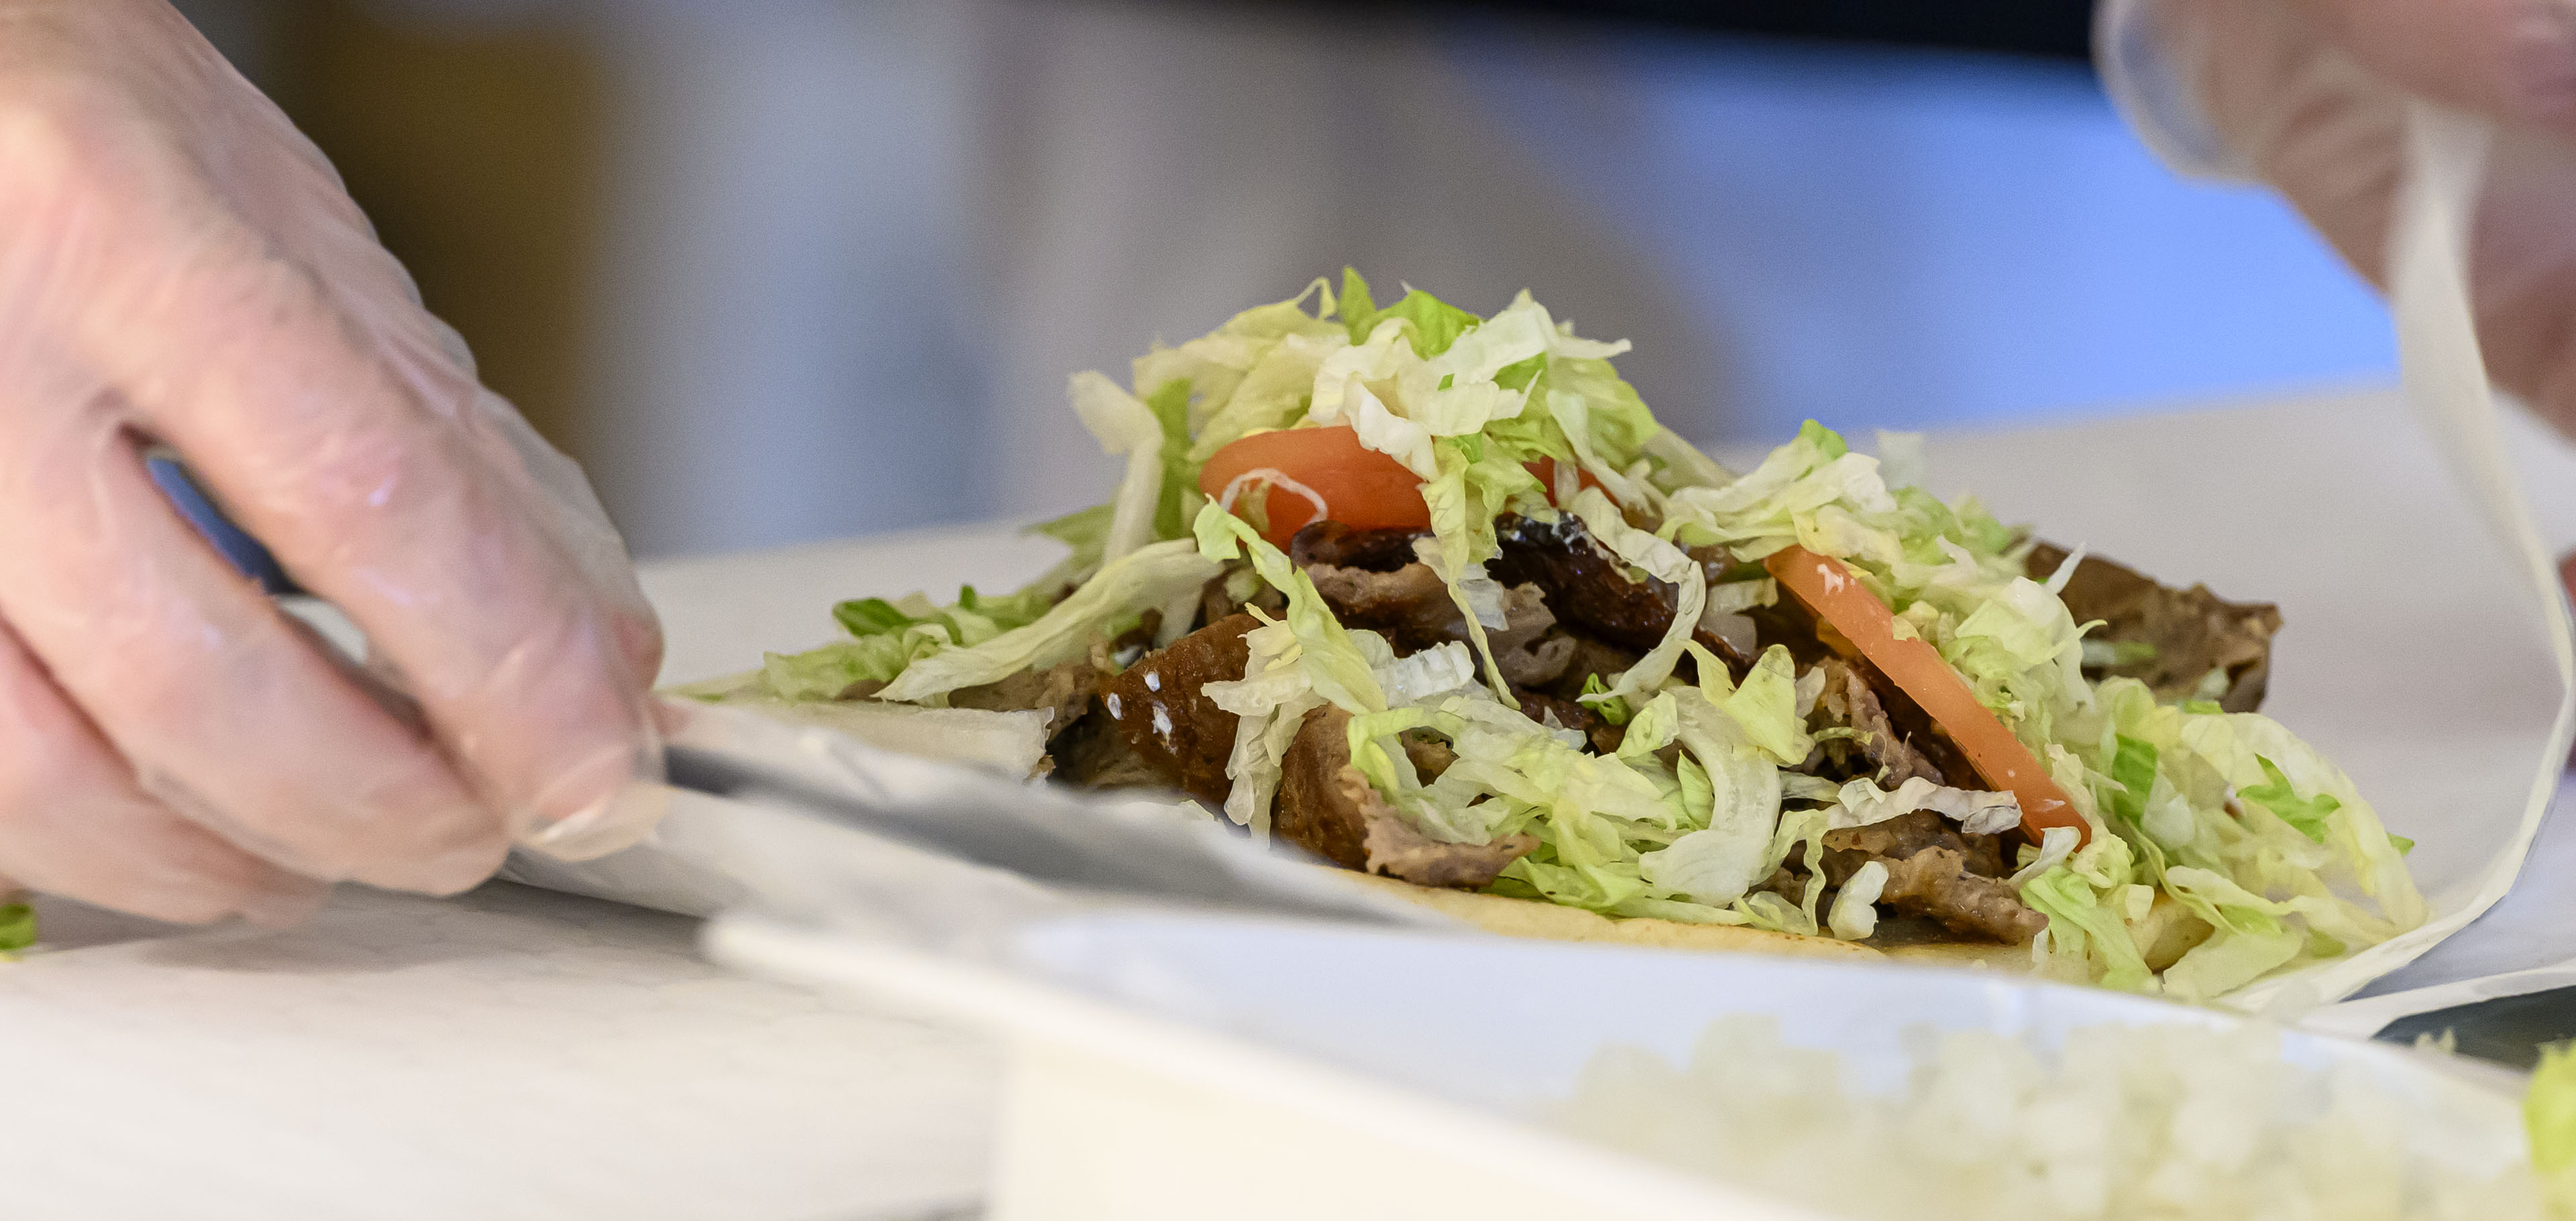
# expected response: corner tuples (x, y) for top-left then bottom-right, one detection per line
(2100, 0), (2576, 434)
(0, 0), (665, 925)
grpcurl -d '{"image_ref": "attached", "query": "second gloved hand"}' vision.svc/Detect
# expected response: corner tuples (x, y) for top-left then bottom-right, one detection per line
(2102, 0), (2576, 434)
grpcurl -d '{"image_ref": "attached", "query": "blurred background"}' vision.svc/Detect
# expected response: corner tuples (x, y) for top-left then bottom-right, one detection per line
(170, 0), (2396, 559)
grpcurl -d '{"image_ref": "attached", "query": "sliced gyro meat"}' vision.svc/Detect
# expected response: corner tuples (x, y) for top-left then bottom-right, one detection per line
(1488, 513), (1753, 676)
(1811, 658), (1946, 788)
(1288, 522), (1430, 573)
(1820, 809), (2041, 944)
(951, 656), (1107, 736)
(1874, 848), (2049, 944)
(2027, 542), (2282, 712)
(1303, 562), (1466, 654)
(1276, 705), (1537, 887)
(1488, 513), (1675, 653)
(1095, 613), (1259, 805)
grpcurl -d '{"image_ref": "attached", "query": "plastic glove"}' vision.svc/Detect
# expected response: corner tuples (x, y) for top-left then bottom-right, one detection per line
(2101, 0), (2576, 433)
(0, 0), (664, 925)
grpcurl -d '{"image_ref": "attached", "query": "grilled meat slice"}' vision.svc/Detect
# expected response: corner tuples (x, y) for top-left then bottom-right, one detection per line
(1290, 522), (1430, 572)
(1510, 686), (1624, 754)
(1304, 562), (1465, 654)
(1050, 701), (1166, 790)
(1541, 633), (1644, 703)
(1298, 537), (1572, 685)
(952, 657), (1106, 735)
(1812, 658), (1945, 788)
(1488, 513), (1675, 653)
(1487, 584), (1576, 687)
(1276, 705), (1536, 886)
(1822, 810), (2040, 944)
(1875, 848), (2049, 944)
(1839, 654), (1980, 790)
(1094, 614), (1259, 805)
(2027, 542), (2282, 712)
(1489, 514), (1754, 675)
(1824, 809), (2005, 878)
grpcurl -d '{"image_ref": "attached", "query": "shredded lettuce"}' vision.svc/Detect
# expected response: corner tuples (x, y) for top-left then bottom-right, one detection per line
(1201, 618), (1320, 837)
(1143, 379), (1196, 540)
(2022, 866), (2155, 992)
(2532, 1043), (2576, 1212)
(1636, 694), (1786, 908)
(1069, 370), (1173, 564)
(1024, 502), (1113, 589)
(875, 540), (1221, 703)
(1337, 269), (1483, 355)
(1569, 487), (1706, 708)
(1137, 278), (1344, 439)
(2239, 755), (2342, 844)
(1829, 776), (2019, 835)
(0, 902), (33, 955)
(762, 633), (946, 703)
(1194, 504), (1386, 714)
(1720, 644), (1811, 767)
(1827, 860), (1888, 940)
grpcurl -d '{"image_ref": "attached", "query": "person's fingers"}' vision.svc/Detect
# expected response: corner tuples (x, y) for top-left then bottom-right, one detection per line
(2286, 0), (2576, 135)
(142, 260), (662, 842)
(218, 95), (674, 801)
(2161, 0), (2576, 436)
(0, 92), (520, 892)
(2166, 0), (2407, 280)
(0, 616), (325, 926)
(21, 84), (662, 849)
(0, 420), (510, 892)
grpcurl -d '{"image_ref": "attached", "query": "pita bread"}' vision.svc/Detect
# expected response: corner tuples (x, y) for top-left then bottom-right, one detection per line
(673, 672), (1054, 777)
(1331, 871), (1881, 960)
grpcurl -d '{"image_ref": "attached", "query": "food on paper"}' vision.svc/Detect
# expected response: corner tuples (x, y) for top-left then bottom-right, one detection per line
(1555, 1014), (2570, 1220)
(702, 272), (2423, 995)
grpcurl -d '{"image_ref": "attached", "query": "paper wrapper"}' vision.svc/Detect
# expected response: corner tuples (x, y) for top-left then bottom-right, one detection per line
(509, 103), (2573, 1018)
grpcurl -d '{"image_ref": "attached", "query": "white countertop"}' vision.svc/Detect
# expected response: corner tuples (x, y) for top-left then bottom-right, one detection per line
(3, 883), (995, 1220)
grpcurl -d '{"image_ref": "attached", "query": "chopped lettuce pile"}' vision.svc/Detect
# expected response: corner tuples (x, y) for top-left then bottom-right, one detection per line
(0, 900), (34, 958)
(2536, 1042), (2576, 1212)
(752, 272), (2424, 998)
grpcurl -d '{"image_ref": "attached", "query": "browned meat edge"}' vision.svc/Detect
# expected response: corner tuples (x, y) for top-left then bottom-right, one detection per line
(1823, 811), (2043, 943)
(1090, 614), (1260, 805)
(2027, 542), (2281, 713)
(1277, 704), (1537, 887)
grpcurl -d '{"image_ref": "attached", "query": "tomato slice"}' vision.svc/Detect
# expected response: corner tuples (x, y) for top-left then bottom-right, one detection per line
(1198, 426), (1431, 549)
(1196, 427), (1608, 550)
(1765, 545), (2087, 848)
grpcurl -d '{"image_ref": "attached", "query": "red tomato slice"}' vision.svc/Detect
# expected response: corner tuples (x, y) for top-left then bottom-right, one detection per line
(1765, 546), (2088, 848)
(1199, 426), (1431, 550)
(1196, 428), (1610, 549)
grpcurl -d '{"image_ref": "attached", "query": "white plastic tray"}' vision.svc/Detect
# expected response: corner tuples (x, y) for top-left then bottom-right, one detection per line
(706, 909), (2525, 1221)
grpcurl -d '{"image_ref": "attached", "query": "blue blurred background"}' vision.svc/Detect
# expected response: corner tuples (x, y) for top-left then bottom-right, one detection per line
(172, 0), (2394, 557)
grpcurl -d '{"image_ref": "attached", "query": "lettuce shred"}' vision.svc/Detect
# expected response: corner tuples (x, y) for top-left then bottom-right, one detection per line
(0, 903), (33, 957)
